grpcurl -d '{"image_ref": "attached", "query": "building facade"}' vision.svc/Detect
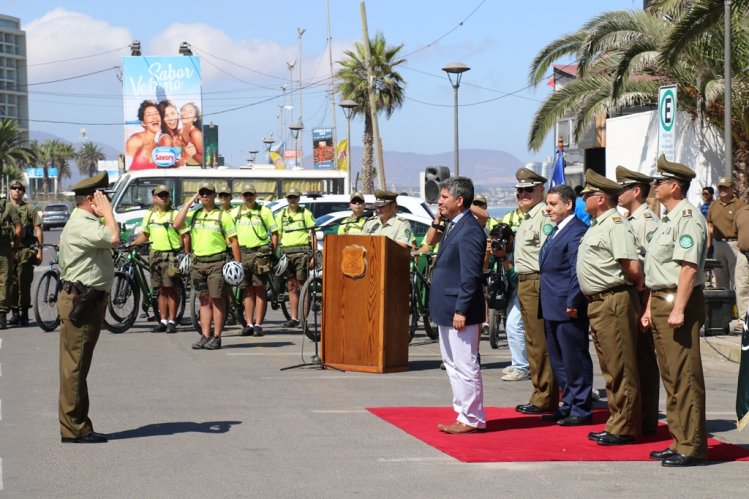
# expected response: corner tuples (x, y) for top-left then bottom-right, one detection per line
(0, 14), (28, 139)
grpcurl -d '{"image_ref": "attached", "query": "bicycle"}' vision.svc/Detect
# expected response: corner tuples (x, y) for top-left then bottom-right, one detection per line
(108, 242), (187, 333)
(408, 251), (438, 343)
(298, 250), (323, 341)
(486, 259), (509, 350)
(33, 243), (63, 332)
(189, 281), (247, 334)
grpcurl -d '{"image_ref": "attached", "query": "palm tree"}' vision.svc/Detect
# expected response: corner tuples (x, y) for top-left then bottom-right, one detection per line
(0, 118), (36, 182)
(336, 32), (406, 193)
(38, 139), (61, 198)
(75, 142), (106, 178)
(53, 142), (75, 195)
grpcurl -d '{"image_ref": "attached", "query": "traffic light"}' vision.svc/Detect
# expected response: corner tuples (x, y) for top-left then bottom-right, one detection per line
(424, 166), (451, 203)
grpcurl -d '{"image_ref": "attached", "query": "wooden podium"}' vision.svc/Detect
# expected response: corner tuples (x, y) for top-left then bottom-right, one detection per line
(321, 235), (410, 373)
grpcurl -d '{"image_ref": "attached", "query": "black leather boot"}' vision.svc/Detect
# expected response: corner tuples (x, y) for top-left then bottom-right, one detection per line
(8, 309), (19, 326)
(19, 309), (29, 326)
(0, 313), (7, 330)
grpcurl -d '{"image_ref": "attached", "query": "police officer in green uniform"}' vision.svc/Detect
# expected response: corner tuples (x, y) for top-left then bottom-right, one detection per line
(643, 154), (708, 467)
(8, 180), (42, 327)
(362, 190), (415, 248)
(0, 187), (21, 329)
(338, 191), (368, 235)
(58, 172), (119, 443)
(512, 168), (559, 415)
(174, 182), (240, 350)
(131, 185), (189, 333)
(276, 187), (317, 328)
(577, 170), (643, 446)
(232, 184), (278, 337)
(616, 165), (661, 437)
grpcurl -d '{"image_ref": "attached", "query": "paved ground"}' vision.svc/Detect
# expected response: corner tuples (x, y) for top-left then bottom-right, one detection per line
(1, 233), (747, 497)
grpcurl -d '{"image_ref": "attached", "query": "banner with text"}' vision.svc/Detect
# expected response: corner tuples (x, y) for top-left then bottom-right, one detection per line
(312, 128), (334, 169)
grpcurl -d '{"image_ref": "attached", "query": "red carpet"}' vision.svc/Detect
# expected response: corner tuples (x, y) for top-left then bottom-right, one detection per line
(368, 407), (749, 463)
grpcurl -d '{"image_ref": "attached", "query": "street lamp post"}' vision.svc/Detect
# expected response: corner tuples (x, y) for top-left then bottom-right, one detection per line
(339, 99), (358, 193)
(248, 149), (258, 166)
(262, 137), (275, 164)
(289, 122), (304, 169)
(442, 62), (470, 177)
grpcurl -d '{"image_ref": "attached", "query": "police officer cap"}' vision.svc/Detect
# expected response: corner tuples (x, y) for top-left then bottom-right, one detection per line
(652, 154), (696, 182)
(152, 184), (169, 195)
(9, 179), (25, 191)
(71, 171), (110, 195)
(580, 169), (622, 195)
(199, 182), (216, 192)
(285, 187), (301, 198)
(515, 167), (546, 188)
(615, 165), (652, 186)
(374, 189), (397, 202)
(242, 184), (257, 194)
(717, 176), (733, 188)
(217, 185), (231, 195)
(350, 191), (364, 202)
(473, 194), (488, 206)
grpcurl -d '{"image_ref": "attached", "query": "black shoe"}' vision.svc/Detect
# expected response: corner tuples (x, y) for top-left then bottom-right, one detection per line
(597, 433), (636, 446)
(283, 319), (300, 328)
(19, 309), (29, 326)
(61, 431), (108, 444)
(649, 448), (677, 461)
(641, 427), (658, 436)
(204, 336), (222, 350)
(540, 411), (567, 422)
(8, 309), (19, 326)
(588, 430), (609, 442)
(240, 325), (254, 336)
(0, 313), (6, 330)
(516, 404), (552, 415)
(151, 323), (167, 333)
(557, 415), (592, 426)
(661, 453), (703, 467)
(253, 325), (264, 337)
(192, 335), (211, 349)
(166, 322), (177, 334)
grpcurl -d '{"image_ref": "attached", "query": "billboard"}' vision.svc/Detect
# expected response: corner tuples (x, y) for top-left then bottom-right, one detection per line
(122, 56), (203, 170)
(312, 128), (334, 169)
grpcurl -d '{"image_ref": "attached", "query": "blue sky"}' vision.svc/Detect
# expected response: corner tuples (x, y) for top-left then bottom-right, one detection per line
(6, 0), (642, 169)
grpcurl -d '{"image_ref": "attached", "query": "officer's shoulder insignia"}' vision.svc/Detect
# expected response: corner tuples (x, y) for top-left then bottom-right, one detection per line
(647, 231), (655, 242)
(542, 223), (554, 235)
(404, 228), (412, 239)
(683, 208), (692, 218)
(612, 216), (623, 223)
(644, 212), (653, 219)
(679, 234), (694, 249)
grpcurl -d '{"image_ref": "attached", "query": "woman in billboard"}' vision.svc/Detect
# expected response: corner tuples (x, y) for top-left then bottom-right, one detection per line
(126, 100), (170, 170)
(158, 100), (194, 167)
(179, 102), (204, 166)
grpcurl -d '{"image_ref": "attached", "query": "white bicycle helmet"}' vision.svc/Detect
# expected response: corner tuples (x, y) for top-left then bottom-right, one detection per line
(178, 253), (192, 275)
(274, 254), (289, 277)
(223, 260), (245, 286)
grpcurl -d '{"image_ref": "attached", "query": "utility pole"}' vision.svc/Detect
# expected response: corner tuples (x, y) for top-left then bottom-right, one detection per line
(359, 1), (386, 191)
(326, 0), (339, 170)
(725, 0), (733, 179)
(298, 28), (306, 168)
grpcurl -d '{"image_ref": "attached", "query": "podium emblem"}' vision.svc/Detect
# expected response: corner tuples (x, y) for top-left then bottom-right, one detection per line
(341, 244), (367, 279)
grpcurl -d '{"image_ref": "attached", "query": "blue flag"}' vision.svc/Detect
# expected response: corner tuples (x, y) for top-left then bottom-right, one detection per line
(550, 148), (566, 187)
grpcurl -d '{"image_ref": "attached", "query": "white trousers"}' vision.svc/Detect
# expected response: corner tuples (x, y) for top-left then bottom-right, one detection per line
(438, 323), (486, 428)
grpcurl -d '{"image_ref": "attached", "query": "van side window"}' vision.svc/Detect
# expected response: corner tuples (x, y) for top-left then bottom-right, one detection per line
(118, 179), (176, 213)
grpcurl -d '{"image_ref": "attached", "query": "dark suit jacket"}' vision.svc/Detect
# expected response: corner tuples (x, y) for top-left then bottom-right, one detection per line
(428, 211), (487, 326)
(539, 217), (588, 322)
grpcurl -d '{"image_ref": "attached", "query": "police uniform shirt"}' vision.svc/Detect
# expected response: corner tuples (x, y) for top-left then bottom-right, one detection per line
(734, 205), (749, 251)
(645, 199), (707, 290)
(16, 200), (41, 246)
(514, 201), (552, 275)
(628, 203), (659, 260)
(0, 201), (20, 245)
(577, 208), (639, 295)
(362, 214), (414, 246)
(140, 209), (187, 252)
(59, 209), (114, 291)
(232, 204), (277, 248)
(707, 196), (745, 239)
(337, 214), (366, 235)
(186, 208), (237, 257)
(276, 207), (315, 247)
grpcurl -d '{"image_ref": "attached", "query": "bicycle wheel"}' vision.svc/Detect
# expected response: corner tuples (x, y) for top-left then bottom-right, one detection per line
(420, 282), (438, 340)
(267, 274), (291, 321)
(106, 271), (139, 333)
(489, 308), (503, 350)
(190, 286), (228, 334)
(300, 276), (322, 341)
(33, 270), (61, 332)
(408, 282), (418, 343)
(153, 278), (187, 325)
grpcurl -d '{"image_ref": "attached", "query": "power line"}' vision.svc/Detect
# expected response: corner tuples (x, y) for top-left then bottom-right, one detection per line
(401, 0), (486, 58)
(10, 66), (120, 89)
(27, 45), (129, 67)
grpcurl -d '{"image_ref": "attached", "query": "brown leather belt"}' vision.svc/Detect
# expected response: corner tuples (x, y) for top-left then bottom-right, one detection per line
(651, 284), (703, 297)
(715, 237), (737, 242)
(518, 273), (539, 282)
(585, 284), (630, 303)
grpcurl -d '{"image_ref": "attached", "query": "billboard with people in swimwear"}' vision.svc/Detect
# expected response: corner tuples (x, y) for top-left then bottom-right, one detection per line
(122, 55), (203, 170)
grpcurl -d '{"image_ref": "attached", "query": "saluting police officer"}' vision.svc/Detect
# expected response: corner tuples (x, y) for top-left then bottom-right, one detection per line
(0, 187), (21, 329)
(276, 188), (317, 329)
(643, 154), (708, 467)
(362, 190), (414, 248)
(512, 168), (559, 415)
(338, 191), (368, 235)
(131, 185), (189, 333)
(577, 170), (643, 446)
(174, 182), (240, 350)
(58, 172), (120, 444)
(8, 179), (42, 327)
(616, 165), (661, 437)
(232, 184), (278, 337)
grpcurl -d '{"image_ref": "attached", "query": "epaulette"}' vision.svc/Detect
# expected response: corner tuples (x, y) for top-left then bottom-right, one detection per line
(643, 212), (653, 219)
(683, 208), (692, 218)
(612, 216), (623, 223)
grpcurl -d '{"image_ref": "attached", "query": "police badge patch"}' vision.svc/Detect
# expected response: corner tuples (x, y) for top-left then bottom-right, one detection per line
(542, 224), (554, 235)
(679, 235), (694, 249)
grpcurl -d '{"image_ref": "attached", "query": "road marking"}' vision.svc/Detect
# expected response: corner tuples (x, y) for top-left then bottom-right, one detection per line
(310, 409), (368, 414)
(378, 457), (450, 462)
(0, 458), (3, 490)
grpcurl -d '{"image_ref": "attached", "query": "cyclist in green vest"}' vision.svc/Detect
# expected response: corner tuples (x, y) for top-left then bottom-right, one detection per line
(174, 182), (240, 350)
(131, 185), (190, 333)
(275, 188), (316, 329)
(8, 180), (42, 327)
(337, 191), (368, 235)
(231, 185), (278, 337)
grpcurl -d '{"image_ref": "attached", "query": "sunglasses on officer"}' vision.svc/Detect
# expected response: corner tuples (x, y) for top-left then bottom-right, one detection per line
(198, 189), (215, 196)
(516, 186), (536, 194)
(155, 192), (170, 199)
(10, 186), (23, 191)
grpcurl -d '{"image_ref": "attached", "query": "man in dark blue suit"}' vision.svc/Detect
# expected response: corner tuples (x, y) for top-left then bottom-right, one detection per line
(538, 184), (593, 426)
(429, 177), (487, 434)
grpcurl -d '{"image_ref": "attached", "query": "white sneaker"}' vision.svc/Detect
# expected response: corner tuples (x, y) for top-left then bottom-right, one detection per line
(502, 366), (516, 374)
(502, 370), (530, 382)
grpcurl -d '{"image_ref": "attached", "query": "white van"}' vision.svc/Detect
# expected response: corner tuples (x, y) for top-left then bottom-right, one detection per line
(270, 193), (435, 220)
